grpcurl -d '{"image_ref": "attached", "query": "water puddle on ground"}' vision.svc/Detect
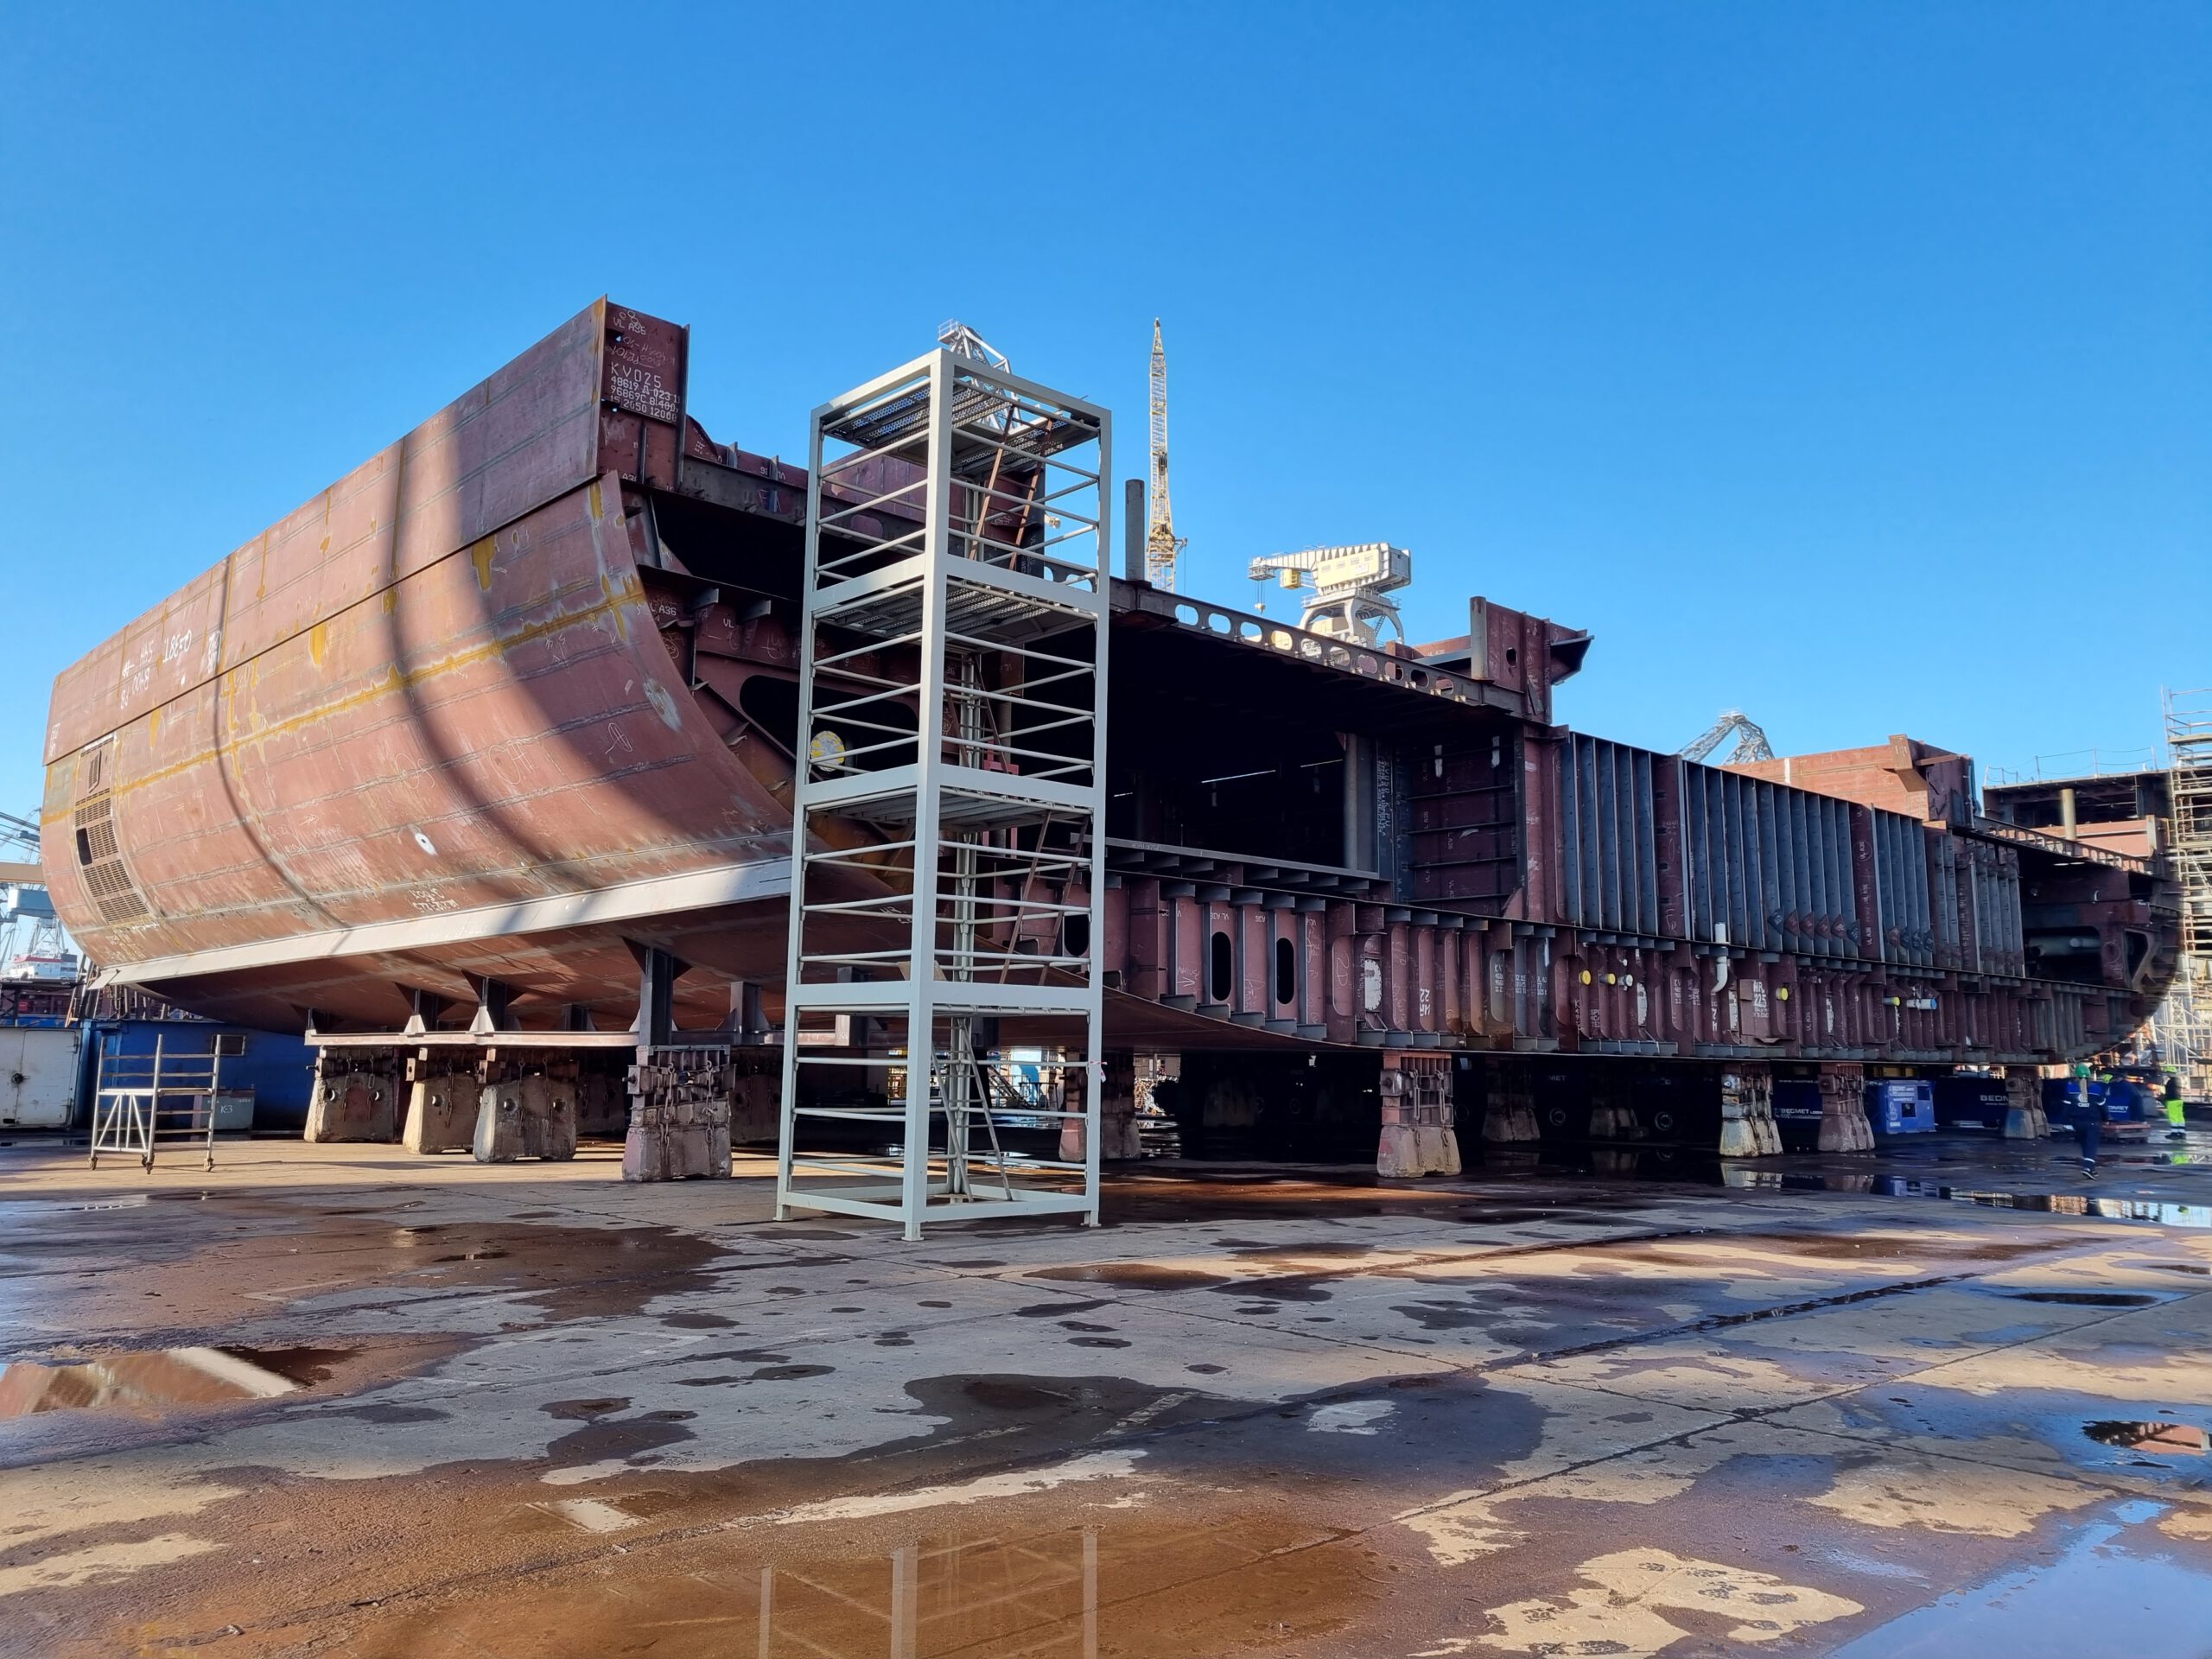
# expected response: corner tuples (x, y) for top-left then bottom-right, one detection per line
(1949, 1192), (2212, 1226)
(353, 1512), (1370, 1659)
(2008, 1290), (2162, 1307)
(0, 1344), (348, 1419)
(1831, 1506), (2212, 1659)
(1027, 1262), (1231, 1291)
(0, 1193), (153, 1215)
(1719, 1168), (2212, 1226)
(2084, 1421), (2210, 1455)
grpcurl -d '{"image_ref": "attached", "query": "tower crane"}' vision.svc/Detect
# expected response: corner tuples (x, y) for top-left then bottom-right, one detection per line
(1146, 320), (1185, 589)
(1246, 543), (1414, 646)
(1678, 710), (1776, 765)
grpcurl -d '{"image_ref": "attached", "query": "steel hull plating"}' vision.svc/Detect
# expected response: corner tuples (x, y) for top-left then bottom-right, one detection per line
(42, 303), (793, 1032)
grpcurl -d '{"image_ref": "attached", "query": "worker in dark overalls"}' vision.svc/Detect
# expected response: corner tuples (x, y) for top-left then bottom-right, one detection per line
(2072, 1065), (2103, 1178)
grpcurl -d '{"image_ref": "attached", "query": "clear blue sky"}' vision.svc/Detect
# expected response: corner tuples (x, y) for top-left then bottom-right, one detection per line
(3, 3), (2205, 828)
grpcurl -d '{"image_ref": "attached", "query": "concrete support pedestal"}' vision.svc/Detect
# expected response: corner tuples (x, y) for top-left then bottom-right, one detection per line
(731, 1069), (778, 1145)
(2002, 1071), (2050, 1140)
(1481, 1058), (1541, 1144)
(1719, 1064), (1783, 1158)
(576, 1072), (627, 1138)
(1060, 1052), (1141, 1165)
(475, 1076), (578, 1163)
(305, 1058), (400, 1143)
(622, 1050), (730, 1180)
(1816, 1062), (1875, 1153)
(402, 1075), (481, 1154)
(1378, 1053), (1461, 1176)
(1371, 1057), (1459, 1176)
(1586, 1070), (1643, 1142)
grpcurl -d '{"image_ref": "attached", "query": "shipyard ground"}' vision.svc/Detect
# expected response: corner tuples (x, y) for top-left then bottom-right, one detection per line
(4, 1136), (2212, 1658)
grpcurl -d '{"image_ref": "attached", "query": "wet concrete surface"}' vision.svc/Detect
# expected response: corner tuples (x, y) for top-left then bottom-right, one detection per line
(1, 1134), (2210, 1656)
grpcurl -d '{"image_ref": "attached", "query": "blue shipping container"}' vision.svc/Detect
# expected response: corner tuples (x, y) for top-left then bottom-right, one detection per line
(1866, 1078), (1936, 1136)
(76, 1020), (315, 1134)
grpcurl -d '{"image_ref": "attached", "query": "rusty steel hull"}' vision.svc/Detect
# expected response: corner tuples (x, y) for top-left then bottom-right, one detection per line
(1093, 594), (2174, 1069)
(42, 302), (795, 1031)
(42, 298), (2180, 1071)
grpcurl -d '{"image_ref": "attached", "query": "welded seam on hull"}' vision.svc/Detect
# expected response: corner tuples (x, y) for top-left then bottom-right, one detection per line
(43, 303), (610, 766)
(92, 856), (790, 988)
(48, 553), (649, 830)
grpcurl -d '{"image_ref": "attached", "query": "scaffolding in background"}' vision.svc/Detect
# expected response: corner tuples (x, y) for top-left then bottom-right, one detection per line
(2161, 688), (2212, 1098)
(775, 346), (1109, 1238)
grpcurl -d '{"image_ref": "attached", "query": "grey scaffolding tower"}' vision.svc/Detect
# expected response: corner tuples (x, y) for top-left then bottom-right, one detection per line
(774, 348), (1109, 1238)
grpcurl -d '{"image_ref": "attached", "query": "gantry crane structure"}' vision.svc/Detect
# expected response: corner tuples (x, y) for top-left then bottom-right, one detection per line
(937, 320), (1011, 372)
(1679, 709), (1777, 766)
(1146, 320), (1185, 590)
(0, 807), (73, 974)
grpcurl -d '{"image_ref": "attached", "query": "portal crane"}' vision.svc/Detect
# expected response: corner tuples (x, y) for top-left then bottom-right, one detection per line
(2, 881), (68, 970)
(1246, 543), (1414, 646)
(1679, 710), (1776, 765)
(0, 809), (73, 976)
(1146, 320), (1185, 589)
